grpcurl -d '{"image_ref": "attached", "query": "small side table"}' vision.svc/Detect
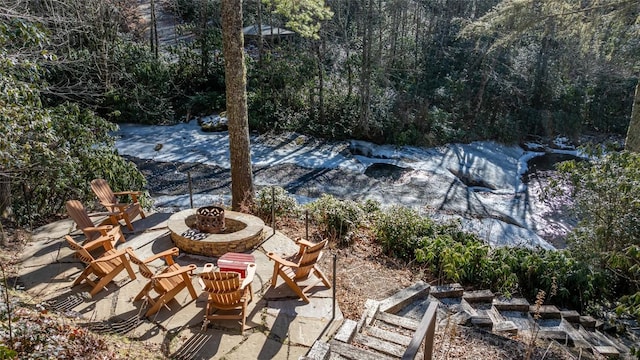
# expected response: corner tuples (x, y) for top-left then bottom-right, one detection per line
(218, 252), (256, 278)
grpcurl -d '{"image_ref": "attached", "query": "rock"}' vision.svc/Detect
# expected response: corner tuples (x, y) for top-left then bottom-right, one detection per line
(198, 114), (228, 132)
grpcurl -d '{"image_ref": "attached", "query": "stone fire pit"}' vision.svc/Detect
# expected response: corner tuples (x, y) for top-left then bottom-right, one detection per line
(168, 209), (265, 257)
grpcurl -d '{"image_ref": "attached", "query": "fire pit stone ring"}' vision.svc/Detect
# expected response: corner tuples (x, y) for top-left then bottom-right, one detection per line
(168, 208), (265, 257)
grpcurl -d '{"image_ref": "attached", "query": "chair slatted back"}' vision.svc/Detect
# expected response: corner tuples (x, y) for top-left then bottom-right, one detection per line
(200, 272), (243, 305)
(127, 250), (155, 279)
(294, 239), (327, 279)
(66, 200), (100, 241)
(65, 235), (96, 264)
(91, 179), (117, 208)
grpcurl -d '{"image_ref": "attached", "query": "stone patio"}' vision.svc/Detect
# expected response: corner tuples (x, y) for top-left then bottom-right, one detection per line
(15, 212), (342, 359)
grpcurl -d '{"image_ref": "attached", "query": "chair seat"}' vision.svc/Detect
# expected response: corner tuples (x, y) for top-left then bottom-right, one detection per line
(92, 250), (120, 275)
(65, 235), (136, 297)
(127, 248), (197, 318)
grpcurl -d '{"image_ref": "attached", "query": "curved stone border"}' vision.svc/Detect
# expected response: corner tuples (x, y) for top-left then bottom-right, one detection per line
(168, 209), (265, 257)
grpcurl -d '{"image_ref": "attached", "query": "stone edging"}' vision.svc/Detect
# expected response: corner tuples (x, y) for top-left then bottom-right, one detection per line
(168, 209), (265, 256)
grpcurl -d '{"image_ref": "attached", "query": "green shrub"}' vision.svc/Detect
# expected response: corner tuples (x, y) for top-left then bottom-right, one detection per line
(554, 150), (640, 314)
(370, 206), (608, 310)
(373, 206), (436, 259)
(254, 186), (299, 222)
(1, 98), (147, 226)
(306, 195), (366, 245)
(415, 235), (608, 310)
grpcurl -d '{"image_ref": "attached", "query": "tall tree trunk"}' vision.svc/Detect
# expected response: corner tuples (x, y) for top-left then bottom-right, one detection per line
(316, 40), (325, 123)
(222, 0), (254, 210)
(257, 0), (264, 66)
(359, 0), (374, 134)
(0, 174), (10, 220)
(150, 0), (158, 58)
(625, 79), (640, 152)
(200, 0), (210, 78)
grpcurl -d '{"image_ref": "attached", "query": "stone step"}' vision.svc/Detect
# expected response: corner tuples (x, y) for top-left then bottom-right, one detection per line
(353, 333), (406, 358)
(579, 315), (597, 330)
(463, 289), (494, 303)
(594, 345), (621, 359)
(375, 311), (420, 331)
(378, 281), (430, 314)
(470, 315), (493, 329)
(537, 323), (592, 349)
(328, 339), (395, 360)
(493, 297), (530, 312)
(364, 325), (412, 347)
(529, 304), (561, 319)
(560, 310), (580, 323)
(499, 310), (534, 331)
(493, 321), (518, 334)
(430, 283), (464, 298)
(305, 341), (331, 360)
(334, 319), (357, 343)
(578, 328), (630, 354)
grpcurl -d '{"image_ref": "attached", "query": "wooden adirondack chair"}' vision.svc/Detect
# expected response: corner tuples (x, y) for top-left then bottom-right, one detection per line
(66, 200), (125, 250)
(65, 235), (136, 297)
(267, 239), (331, 303)
(198, 263), (256, 332)
(126, 247), (198, 318)
(90, 178), (145, 231)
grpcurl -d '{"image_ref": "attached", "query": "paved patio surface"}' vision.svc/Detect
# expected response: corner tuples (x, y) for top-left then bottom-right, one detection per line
(16, 212), (342, 359)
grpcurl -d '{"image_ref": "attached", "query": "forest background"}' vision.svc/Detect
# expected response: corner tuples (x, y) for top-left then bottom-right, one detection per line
(4, 0), (638, 147)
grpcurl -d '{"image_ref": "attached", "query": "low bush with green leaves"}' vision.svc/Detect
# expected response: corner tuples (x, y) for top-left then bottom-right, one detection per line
(254, 186), (299, 222)
(373, 206), (437, 259)
(415, 233), (608, 310)
(1, 20), (147, 226)
(306, 194), (367, 244)
(373, 205), (610, 311)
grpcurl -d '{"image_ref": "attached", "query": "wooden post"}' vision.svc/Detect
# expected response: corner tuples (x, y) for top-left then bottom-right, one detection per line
(305, 209), (309, 240)
(401, 301), (438, 360)
(332, 254), (337, 319)
(188, 172), (193, 209)
(271, 187), (275, 235)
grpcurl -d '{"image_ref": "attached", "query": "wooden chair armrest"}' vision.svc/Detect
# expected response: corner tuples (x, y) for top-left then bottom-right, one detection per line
(141, 247), (180, 264)
(93, 247), (131, 263)
(113, 191), (142, 203)
(241, 264), (256, 289)
(113, 191), (142, 196)
(267, 252), (299, 268)
(87, 211), (120, 217)
(82, 235), (116, 251)
(84, 225), (113, 233)
(296, 239), (315, 248)
(153, 264), (197, 279)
